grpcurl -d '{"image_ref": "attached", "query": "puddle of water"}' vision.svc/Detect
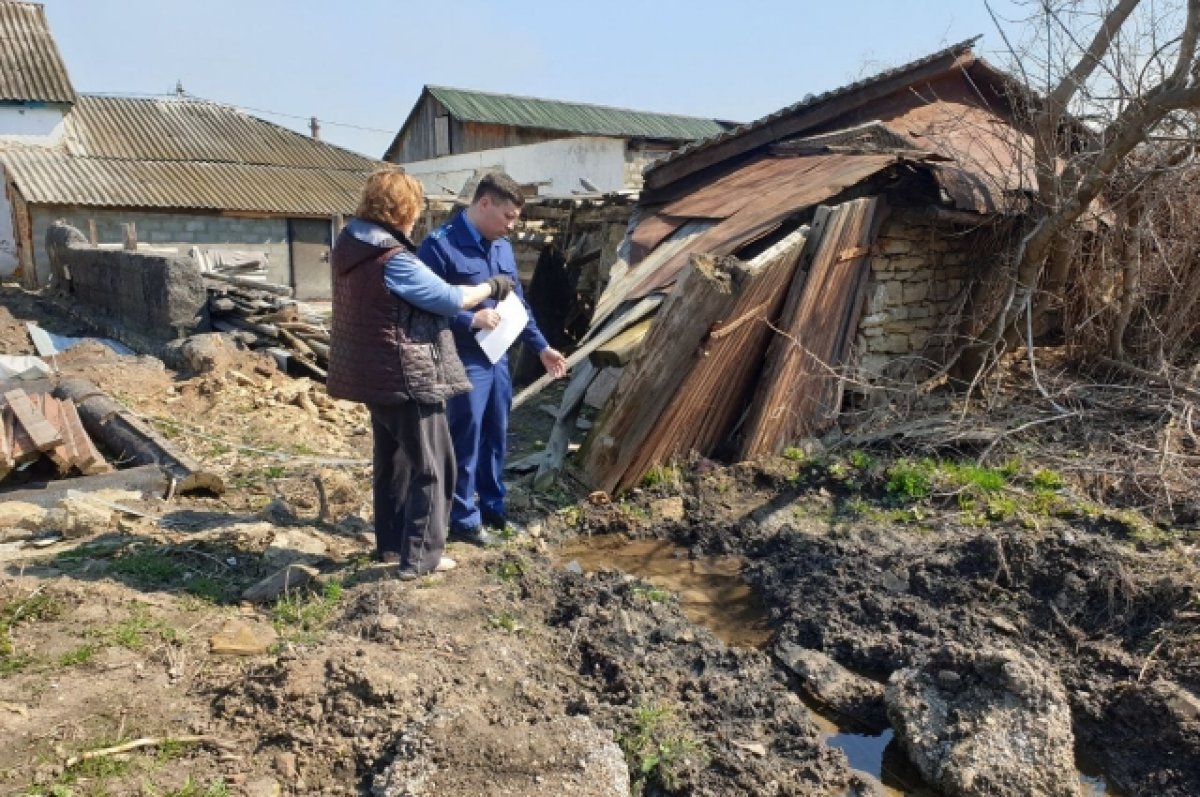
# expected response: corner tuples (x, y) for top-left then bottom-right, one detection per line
(556, 535), (1122, 796)
(552, 535), (773, 649)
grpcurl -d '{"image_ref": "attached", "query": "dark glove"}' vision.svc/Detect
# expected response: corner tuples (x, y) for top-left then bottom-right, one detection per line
(486, 275), (514, 301)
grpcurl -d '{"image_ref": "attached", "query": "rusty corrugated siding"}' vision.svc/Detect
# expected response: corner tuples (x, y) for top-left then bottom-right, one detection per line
(0, 148), (366, 215)
(0, 2), (76, 104)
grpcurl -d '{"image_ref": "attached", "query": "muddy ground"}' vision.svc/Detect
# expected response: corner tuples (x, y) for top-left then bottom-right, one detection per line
(0, 283), (1198, 797)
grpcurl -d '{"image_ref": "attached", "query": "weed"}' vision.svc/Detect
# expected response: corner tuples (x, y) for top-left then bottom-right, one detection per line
(885, 459), (934, 502)
(642, 464), (681, 489)
(493, 560), (525, 583)
(985, 495), (1019, 521)
(0, 652), (36, 676)
(618, 702), (702, 796)
(87, 608), (177, 651)
(264, 465), (286, 480)
(109, 548), (186, 587)
(559, 506), (582, 527)
(616, 501), (649, 521)
(1, 590), (65, 670)
(155, 777), (228, 797)
(842, 496), (872, 518)
(632, 585), (672, 604)
(486, 612), (525, 634)
(57, 644), (99, 668)
(1031, 469), (1066, 490)
(781, 446), (805, 462)
(847, 449), (874, 470)
(942, 461), (1009, 493)
(183, 576), (229, 604)
(271, 580), (343, 637)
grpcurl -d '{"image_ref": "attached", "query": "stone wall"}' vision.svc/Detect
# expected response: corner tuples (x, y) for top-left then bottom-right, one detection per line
(855, 208), (979, 381)
(46, 221), (206, 347)
(30, 207), (290, 288)
(623, 143), (677, 190)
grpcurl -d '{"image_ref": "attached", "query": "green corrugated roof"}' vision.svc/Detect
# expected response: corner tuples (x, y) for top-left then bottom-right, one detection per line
(427, 85), (728, 141)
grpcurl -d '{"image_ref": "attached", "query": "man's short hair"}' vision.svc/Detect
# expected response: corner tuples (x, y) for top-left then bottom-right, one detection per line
(472, 172), (525, 208)
(357, 167), (424, 231)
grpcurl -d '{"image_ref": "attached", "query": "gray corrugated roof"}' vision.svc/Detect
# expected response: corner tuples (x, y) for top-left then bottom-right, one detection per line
(426, 85), (730, 141)
(65, 95), (379, 170)
(0, 148), (367, 214)
(1, 94), (383, 214)
(0, 2), (75, 104)
(644, 38), (981, 182)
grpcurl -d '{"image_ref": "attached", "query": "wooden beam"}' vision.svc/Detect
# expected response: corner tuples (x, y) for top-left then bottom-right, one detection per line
(590, 318), (653, 368)
(533, 360), (598, 490)
(122, 222), (137, 251)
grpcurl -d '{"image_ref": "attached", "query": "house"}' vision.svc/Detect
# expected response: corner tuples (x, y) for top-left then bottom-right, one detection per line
(524, 38), (1068, 492)
(383, 85), (733, 197)
(0, 2), (383, 299)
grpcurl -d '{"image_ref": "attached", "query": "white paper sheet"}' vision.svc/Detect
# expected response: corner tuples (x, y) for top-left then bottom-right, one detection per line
(474, 292), (528, 364)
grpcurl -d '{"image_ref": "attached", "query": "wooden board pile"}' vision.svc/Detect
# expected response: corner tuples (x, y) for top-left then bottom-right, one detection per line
(0, 386), (111, 483)
(205, 276), (330, 379)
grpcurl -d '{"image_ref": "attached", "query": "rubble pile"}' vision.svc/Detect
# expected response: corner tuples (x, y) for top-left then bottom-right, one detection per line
(204, 276), (330, 379)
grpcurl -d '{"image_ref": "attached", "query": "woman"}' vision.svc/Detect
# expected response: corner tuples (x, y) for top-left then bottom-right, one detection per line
(327, 168), (511, 579)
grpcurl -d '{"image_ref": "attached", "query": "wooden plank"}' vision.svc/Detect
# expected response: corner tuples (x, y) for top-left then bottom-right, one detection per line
(584, 367), (621, 410)
(4, 389), (62, 452)
(59, 398), (112, 475)
(533, 360), (598, 490)
(738, 197), (881, 459)
(0, 407), (12, 481)
(590, 319), (653, 368)
(31, 394), (72, 474)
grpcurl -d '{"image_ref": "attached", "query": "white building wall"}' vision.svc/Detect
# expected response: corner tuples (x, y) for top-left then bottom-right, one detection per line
(0, 104), (67, 146)
(401, 136), (627, 197)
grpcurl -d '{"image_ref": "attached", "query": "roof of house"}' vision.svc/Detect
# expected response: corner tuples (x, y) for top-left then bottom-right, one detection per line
(1, 94), (383, 214)
(642, 38), (986, 191)
(386, 85), (731, 158)
(0, 1), (75, 104)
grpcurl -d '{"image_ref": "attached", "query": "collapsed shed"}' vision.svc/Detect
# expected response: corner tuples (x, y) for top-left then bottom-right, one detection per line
(523, 39), (1058, 494)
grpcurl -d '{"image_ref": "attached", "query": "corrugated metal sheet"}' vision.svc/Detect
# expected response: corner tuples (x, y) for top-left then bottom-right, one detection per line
(64, 95), (379, 171)
(0, 148), (366, 214)
(624, 153), (901, 299)
(1, 94), (384, 213)
(0, 2), (75, 103)
(427, 86), (728, 141)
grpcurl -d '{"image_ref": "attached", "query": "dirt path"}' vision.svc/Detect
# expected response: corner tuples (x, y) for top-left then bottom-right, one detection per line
(1, 285), (1198, 797)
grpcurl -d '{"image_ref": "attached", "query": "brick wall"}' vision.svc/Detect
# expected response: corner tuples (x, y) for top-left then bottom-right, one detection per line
(30, 207), (291, 287)
(855, 208), (980, 381)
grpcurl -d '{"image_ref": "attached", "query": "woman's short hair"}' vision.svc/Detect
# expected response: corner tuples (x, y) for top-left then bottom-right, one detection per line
(356, 167), (424, 230)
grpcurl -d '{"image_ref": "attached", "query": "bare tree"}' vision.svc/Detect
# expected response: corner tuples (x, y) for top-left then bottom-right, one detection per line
(959, 0), (1200, 375)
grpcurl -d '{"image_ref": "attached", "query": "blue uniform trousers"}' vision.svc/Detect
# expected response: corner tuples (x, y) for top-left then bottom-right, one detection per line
(447, 354), (511, 531)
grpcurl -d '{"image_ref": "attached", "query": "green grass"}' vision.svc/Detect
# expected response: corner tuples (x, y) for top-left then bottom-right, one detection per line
(617, 702), (702, 796)
(1, 590), (66, 673)
(632, 585), (672, 604)
(885, 459), (935, 502)
(486, 612), (525, 634)
(642, 464), (681, 489)
(57, 644), (99, 668)
(782, 446), (806, 462)
(109, 548), (187, 587)
(86, 608), (177, 651)
(1031, 468), (1065, 490)
(492, 560), (525, 583)
(271, 580), (343, 639)
(155, 778), (229, 797)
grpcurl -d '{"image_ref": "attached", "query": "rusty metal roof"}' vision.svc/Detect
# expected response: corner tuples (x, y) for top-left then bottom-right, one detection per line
(1, 95), (383, 214)
(0, 2), (75, 104)
(643, 38), (981, 190)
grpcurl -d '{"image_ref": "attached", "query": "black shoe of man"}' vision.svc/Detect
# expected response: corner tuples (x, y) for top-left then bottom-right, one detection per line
(447, 525), (495, 547)
(482, 511), (523, 539)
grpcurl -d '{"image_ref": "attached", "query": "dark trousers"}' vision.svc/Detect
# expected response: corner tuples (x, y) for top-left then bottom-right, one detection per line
(369, 401), (454, 573)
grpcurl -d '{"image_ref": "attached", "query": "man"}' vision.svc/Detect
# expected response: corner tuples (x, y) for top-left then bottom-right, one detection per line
(418, 172), (567, 545)
(328, 167), (512, 579)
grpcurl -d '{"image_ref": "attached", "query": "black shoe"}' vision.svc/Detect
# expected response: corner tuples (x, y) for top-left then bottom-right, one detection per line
(483, 511), (523, 539)
(447, 525), (495, 547)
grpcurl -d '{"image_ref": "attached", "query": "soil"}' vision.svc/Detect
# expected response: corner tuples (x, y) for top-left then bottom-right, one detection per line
(1, 283), (1198, 797)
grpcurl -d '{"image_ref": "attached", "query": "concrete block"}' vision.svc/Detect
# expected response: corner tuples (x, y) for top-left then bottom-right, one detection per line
(903, 281), (930, 302)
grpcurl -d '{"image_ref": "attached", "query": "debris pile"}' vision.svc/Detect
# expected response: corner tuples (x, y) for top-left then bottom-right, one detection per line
(0, 384), (111, 483)
(204, 275), (330, 379)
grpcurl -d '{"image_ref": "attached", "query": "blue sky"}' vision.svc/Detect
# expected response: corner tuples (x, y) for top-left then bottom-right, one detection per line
(43, 1), (1029, 159)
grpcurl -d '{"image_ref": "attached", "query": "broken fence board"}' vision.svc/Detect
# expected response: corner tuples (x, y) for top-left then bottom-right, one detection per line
(31, 394), (72, 474)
